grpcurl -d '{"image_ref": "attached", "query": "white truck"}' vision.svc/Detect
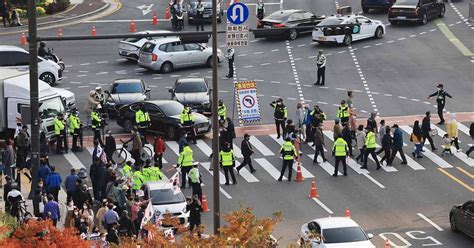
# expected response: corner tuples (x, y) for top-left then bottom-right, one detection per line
(0, 68), (67, 139)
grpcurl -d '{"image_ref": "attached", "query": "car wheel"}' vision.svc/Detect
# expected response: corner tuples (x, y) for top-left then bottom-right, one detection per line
(343, 34), (352, 45)
(167, 126), (177, 140)
(123, 119), (134, 133)
(439, 6), (445, 18)
(362, 7), (369, 13)
(450, 215), (458, 232)
(420, 13), (428, 25)
(206, 56), (213, 68)
(289, 29), (297, 40)
(39, 72), (56, 85)
(161, 62), (173, 73)
(375, 26), (384, 38)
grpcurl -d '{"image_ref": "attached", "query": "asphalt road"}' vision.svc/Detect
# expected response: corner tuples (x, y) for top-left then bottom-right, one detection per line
(1, 0), (473, 246)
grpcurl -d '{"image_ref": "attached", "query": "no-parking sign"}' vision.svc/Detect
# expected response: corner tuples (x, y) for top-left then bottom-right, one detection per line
(235, 81), (261, 123)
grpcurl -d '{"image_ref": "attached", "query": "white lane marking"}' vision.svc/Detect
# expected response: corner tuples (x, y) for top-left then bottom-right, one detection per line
(271, 49), (280, 52)
(237, 54), (247, 57)
(251, 136), (275, 156)
(312, 198), (334, 214)
(78, 85), (89, 88)
(220, 187), (232, 199)
(417, 213), (443, 231)
(78, 70), (89, 73)
(431, 126), (474, 166)
(196, 140), (212, 157)
(255, 158), (285, 180)
(400, 144), (426, 170)
(243, 65), (254, 68)
(69, 81), (81, 84)
(387, 40), (395, 43)
(286, 40), (305, 102)
(348, 46), (377, 112)
(97, 61), (108, 64)
(96, 71), (109, 75)
(80, 63), (90, 66)
(63, 152), (87, 170)
(297, 44), (306, 47)
(116, 58), (127, 62)
(363, 174), (386, 189)
(170, 74), (181, 78)
(236, 165), (260, 182)
(269, 134), (313, 178)
(254, 51), (264, 55)
(65, 64), (72, 68)
(398, 37), (406, 41)
(457, 123), (471, 136)
(323, 131), (368, 175)
(420, 31), (427, 34)
(278, 60), (288, 63)
(398, 96), (407, 99)
(201, 162), (226, 185)
(261, 63), (271, 66)
(308, 154), (341, 176)
(165, 141), (181, 156)
(270, 81), (280, 84)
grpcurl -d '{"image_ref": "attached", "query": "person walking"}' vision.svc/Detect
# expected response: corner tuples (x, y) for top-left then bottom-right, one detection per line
(376, 120), (386, 155)
(43, 194), (60, 227)
(225, 47), (235, 79)
(314, 50), (326, 86)
(342, 123), (353, 157)
(64, 168), (79, 203)
(355, 125), (366, 163)
(295, 102), (306, 141)
(428, 83), (452, 125)
(380, 127), (393, 166)
(270, 98), (288, 139)
(153, 134), (166, 169)
(195, 0), (204, 31)
(465, 123), (474, 157)
(361, 127), (381, 170)
(187, 195), (203, 236)
(1, 0), (11, 27)
(366, 112), (377, 133)
(336, 100), (350, 126)
(237, 133), (256, 173)
(45, 166), (62, 201)
(102, 202), (119, 232)
(410, 121), (424, 159)
(278, 137), (297, 181)
(421, 111), (437, 151)
(220, 142), (237, 185)
(446, 113), (461, 152)
(313, 124), (327, 163)
(189, 163), (202, 202)
(304, 104), (312, 143)
(217, 100), (227, 122)
(332, 135), (348, 176)
(180, 105), (196, 144)
(177, 143), (194, 188)
(389, 124), (408, 165)
(226, 117), (236, 148)
(16, 124), (29, 170)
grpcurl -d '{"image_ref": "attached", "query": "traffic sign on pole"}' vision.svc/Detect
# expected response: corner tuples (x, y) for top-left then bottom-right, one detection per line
(226, 24), (249, 47)
(226, 3), (249, 24)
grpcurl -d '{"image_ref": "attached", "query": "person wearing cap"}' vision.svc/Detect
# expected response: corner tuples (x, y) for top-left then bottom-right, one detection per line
(421, 111), (437, 151)
(337, 100), (350, 126)
(69, 109), (83, 152)
(361, 126), (381, 170)
(428, 83), (452, 125)
(314, 49), (326, 86)
(65, 168), (79, 203)
(278, 137), (297, 181)
(220, 142), (237, 185)
(332, 134), (348, 176)
(177, 143), (194, 188)
(84, 90), (100, 126)
(180, 105), (197, 144)
(270, 98), (288, 139)
(389, 124), (408, 165)
(189, 163), (202, 201)
(91, 106), (104, 144)
(237, 133), (256, 174)
(225, 47), (235, 79)
(217, 100), (227, 121)
(135, 103), (151, 137)
(54, 112), (67, 154)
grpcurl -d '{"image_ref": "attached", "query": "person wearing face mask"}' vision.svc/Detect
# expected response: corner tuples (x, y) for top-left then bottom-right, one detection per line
(270, 98), (288, 139)
(81, 202), (95, 231)
(428, 83), (452, 125)
(64, 201), (76, 228)
(236, 133), (256, 173)
(95, 199), (108, 233)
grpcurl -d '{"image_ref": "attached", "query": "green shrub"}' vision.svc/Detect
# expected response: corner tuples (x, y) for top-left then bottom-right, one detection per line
(36, 6), (46, 15)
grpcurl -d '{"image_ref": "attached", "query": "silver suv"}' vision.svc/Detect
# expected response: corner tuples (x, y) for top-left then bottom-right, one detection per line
(138, 37), (224, 73)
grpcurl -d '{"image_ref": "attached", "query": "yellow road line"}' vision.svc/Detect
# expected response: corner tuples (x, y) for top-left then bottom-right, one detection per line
(438, 168), (474, 192)
(435, 19), (474, 56)
(456, 167), (474, 179)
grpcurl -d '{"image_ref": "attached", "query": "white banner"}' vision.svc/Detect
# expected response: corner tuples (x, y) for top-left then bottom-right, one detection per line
(235, 81), (261, 123)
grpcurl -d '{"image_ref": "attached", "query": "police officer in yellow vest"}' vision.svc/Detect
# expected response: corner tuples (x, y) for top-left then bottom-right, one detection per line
(362, 127), (381, 170)
(220, 142), (237, 185)
(54, 112), (67, 154)
(69, 109), (83, 152)
(189, 163), (202, 201)
(150, 163), (164, 182)
(142, 159), (153, 182)
(180, 105), (196, 144)
(336, 100), (350, 126)
(91, 107), (103, 144)
(217, 100), (227, 122)
(122, 161), (133, 179)
(278, 137), (297, 182)
(135, 104), (151, 137)
(177, 143), (194, 188)
(132, 168), (145, 192)
(332, 134), (349, 176)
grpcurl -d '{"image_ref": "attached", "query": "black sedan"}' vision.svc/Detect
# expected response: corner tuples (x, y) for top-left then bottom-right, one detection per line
(254, 9), (326, 40)
(388, 0), (445, 25)
(116, 100), (211, 140)
(104, 78), (150, 115)
(450, 200), (474, 238)
(169, 78), (212, 115)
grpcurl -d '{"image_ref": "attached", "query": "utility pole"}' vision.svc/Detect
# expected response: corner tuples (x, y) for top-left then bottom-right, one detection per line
(211, 0), (220, 235)
(27, 0), (40, 198)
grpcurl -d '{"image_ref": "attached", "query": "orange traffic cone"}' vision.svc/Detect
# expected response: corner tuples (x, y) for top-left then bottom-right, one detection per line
(308, 180), (319, 198)
(345, 207), (351, 218)
(91, 25), (97, 36)
(152, 11), (158, 25)
(20, 33), (27, 45)
(165, 7), (171, 19)
(295, 164), (304, 182)
(385, 239), (390, 248)
(201, 193), (210, 212)
(57, 28), (63, 37)
(130, 19), (136, 32)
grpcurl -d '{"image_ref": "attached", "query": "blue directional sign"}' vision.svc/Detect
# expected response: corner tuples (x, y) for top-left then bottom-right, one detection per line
(226, 2), (249, 25)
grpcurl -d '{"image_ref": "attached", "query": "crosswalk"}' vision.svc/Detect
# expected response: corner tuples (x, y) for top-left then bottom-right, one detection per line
(49, 123), (473, 191)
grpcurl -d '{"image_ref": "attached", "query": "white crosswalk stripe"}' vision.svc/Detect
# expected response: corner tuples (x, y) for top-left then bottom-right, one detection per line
(401, 146), (426, 170)
(457, 123), (471, 137)
(63, 152), (87, 170)
(166, 141), (181, 156)
(255, 158), (285, 180)
(430, 126), (474, 167)
(308, 154), (341, 176)
(235, 166), (260, 182)
(269, 134), (314, 178)
(251, 137), (275, 156)
(323, 131), (369, 174)
(195, 140), (212, 156)
(201, 162), (226, 184)
(232, 142), (244, 158)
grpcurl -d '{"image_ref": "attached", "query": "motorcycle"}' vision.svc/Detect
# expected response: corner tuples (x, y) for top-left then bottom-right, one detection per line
(171, 3), (185, 31)
(44, 48), (66, 71)
(175, 10), (185, 31)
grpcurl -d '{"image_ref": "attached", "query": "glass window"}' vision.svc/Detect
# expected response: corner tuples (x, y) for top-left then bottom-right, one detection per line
(111, 82), (144, 94)
(39, 96), (65, 119)
(150, 188), (186, 205)
(175, 81), (207, 93)
(141, 42), (155, 53)
(144, 103), (161, 114)
(317, 18), (344, 26)
(158, 101), (184, 116)
(159, 44), (168, 52)
(171, 42), (185, 52)
(185, 43), (201, 51)
(123, 37), (142, 43)
(0, 51), (29, 66)
(302, 12), (315, 19)
(395, 0), (419, 5)
(288, 13), (304, 21)
(322, 227), (368, 244)
(266, 11), (292, 21)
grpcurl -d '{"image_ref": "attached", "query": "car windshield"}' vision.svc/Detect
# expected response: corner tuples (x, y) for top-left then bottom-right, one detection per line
(112, 82), (143, 94)
(39, 96), (65, 119)
(317, 18), (344, 26)
(123, 37), (142, 43)
(150, 188), (185, 205)
(175, 82), (207, 93)
(266, 11), (292, 21)
(322, 227), (368, 243)
(394, 0), (419, 4)
(158, 101), (184, 116)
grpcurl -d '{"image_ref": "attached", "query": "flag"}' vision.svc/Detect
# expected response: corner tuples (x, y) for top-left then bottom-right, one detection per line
(140, 200), (154, 229)
(169, 170), (181, 195)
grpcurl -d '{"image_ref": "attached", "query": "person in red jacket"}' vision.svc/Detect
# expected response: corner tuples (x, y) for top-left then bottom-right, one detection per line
(153, 135), (166, 169)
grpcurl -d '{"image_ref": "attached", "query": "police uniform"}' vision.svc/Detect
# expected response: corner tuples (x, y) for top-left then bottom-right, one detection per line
(69, 112), (82, 151)
(315, 52), (326, 86)
(132, 170), (145, 191)
(91, 109), (103, 143)
(217, 102), (227, 121)
(150, 165), (164, 182)
(135, 108), (151, 137)
(337, 103), (350, 125)
(196, 0), (204, 31)
(178, 145), (194, 188)
(428, 85), (452, 124)
(270, 100), (288, 138)
(54, 114), (67, 154)
(189, 166), (202, 201)
(332, 137), (348, 176)
(278, 140), (297, 181)
(220, 148), (237, 185)
(226, 48), (235, 78)
(362, 130), (381, 170)
(121, 163), (133, 178)
(256, 1), (265, 20)
(180, 107), (196, 143)
(142, 166), (152, 183)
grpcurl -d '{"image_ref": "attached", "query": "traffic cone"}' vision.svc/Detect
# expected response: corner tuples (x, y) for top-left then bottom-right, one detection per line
(295, 164), (304, 182)
(130, 19), (136, 32)
(385, 239), (390, 248)
(345, 207), (351, 218)
(91, 25), (97, 36)
(308, 180), (319, 198)
(20, 33), (27, 45)
(165, 7), (171, 19)
(152, 11), (158, 25)
(201, 193), (210, 212)
(57, 28), (63, 37)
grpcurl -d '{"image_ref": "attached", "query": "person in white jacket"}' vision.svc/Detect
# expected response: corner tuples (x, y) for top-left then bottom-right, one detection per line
(295, 102), (307, 142)
(355, 124), (366, 163)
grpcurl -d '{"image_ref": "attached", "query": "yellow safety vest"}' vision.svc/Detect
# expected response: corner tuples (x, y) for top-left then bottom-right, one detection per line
(122, 164), (132, 178)
(132, 171), (144, 190)
(135, 109), (150, 124)
(178, 146), (194, 167)
(219, 150), (234, 166)
(365, 131), (376, 148)
(337, 105), (349, 118)
(54, 117), (65, 135)
(142, 167), (152, 182)
(280, 141), (297, 160)
(333, 137), (348, 156)
(150, 167), (164, 181)
(217, 104), (227, 119)
(189, 167), (200, 183)
(68, 115), (80, 134)
(180, 109), (195, 124)
(91, 111), (101, 129)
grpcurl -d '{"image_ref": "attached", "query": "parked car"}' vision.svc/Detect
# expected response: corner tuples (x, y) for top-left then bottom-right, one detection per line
(312, 15), (385, 45)
(187, 0), (224, 24)
(104, 78), (150, 115)
(116, 100), (211, 139)
(300, 217), (375, 247)
(0, 45), (62, 85)
(51, 87), (76, 108)
(450, 200), (474, 238)
(388, 0), (445, 25)
(118, 30), (173, 61)
(361, 0), (395, 13)
(169, 78), (211, 115)
(255, 9), (326, 40)
(138, 37), (224, 73)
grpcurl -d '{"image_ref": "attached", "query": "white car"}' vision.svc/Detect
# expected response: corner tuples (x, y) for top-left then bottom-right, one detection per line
(0, 45), (62, 85)
(300, 217), (375, 248)
(51, 87), (76, 108)
(118, 30), (174, 61)
(312, 15), (385, 45)
(143, 181), (189, 226)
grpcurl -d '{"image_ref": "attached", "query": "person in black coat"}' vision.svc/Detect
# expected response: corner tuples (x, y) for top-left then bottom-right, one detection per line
(90, 160), (105, 201)
(3, 176), (13, 212)
(421, 111), (436, 151)
(73, 183), (92, 210)
(118, 210), (135, 237)
(466, 123), (474, 157)
(101, 163), (114, 200)
(380, 127), (393, 166)
(32, 187), (43, 218)
(226, 117), (236, 148)
(186, 195), (203, 237)
(106, 223), (120, 245)
(236, 133), (256, 173)
(342, 123), (353, 157)
(104, 131), (116, 163)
